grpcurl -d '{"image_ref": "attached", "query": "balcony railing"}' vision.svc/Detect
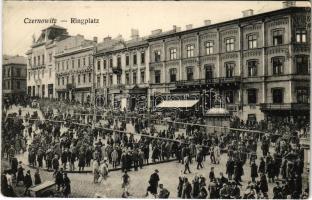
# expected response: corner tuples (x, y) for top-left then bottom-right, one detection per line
(176, 76), (241, 87)
(260, 103), (310, 111)
(112, 66), (122, 74)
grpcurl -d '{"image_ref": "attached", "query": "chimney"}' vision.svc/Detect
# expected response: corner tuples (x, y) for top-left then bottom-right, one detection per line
(151, 29), (162, 35)
(242, 9), (254, 17)
(204, 20), (211, 26)
(93, 37), (98, 43)
(131, 29), (139, 40)
(283, 1), (296, 8)
(103, 36), (112, 42)
(186, 24), (193, 30)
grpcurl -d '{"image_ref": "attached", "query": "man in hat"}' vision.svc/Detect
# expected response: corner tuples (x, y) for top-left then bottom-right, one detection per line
(148, 169), (160, 195)
(24, 170), (32, 196)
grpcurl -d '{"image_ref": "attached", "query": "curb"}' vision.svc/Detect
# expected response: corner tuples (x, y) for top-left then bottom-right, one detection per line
(24, 158), (179, 174)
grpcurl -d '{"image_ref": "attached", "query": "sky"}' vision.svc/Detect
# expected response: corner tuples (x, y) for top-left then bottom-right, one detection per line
(3, 1), (311, 56)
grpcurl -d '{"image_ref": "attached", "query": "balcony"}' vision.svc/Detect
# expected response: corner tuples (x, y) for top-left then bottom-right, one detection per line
(260, 103), (310, 111)
(112, 66), (122, 74)
(176, 76), (241, 88)
(66, 83), (76, 90)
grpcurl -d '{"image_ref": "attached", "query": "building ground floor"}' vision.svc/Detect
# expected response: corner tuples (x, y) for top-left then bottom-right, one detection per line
(56, 87), (91, 104)
(149, 80), (310, 125)
(27, 84), (54, 99)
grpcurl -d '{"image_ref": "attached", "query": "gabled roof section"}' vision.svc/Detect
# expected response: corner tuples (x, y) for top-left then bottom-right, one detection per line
(3, 55), (26, 65)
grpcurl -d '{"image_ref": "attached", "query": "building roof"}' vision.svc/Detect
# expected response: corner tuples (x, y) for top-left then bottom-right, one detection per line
(42, 24), (66, 31)
(2, 55), (26, 65)
(148, 6), (310, 41)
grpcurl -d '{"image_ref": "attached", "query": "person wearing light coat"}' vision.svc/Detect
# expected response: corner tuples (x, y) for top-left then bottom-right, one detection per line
(214, 145), (221, 164)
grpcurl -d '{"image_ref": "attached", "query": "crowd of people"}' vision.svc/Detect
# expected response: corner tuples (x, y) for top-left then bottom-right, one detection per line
(1, 98), (310, 198)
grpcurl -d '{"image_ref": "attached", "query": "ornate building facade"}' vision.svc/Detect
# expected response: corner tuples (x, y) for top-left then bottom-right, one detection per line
(147, 6), (310, 122)
(26, 25), (70, 98)
(54, 35), (96, 103)
(94, 30), (150, 111)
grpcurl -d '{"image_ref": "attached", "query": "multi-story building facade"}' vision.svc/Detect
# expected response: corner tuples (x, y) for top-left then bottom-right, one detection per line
(26, 25), (70, 98)
(148, 6), (310, 122)
(2, 55), (27, 102)
(94, 30), (150, 111)
(54, 35), (96, 103)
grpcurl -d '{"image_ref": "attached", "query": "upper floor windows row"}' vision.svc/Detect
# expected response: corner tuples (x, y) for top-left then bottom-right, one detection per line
(96, 51), (145, 71)
(57, 56), (92, 72)
(32, 54), (45, 66)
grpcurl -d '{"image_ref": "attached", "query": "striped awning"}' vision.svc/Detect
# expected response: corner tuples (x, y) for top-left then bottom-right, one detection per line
(156, 100), (199, 108)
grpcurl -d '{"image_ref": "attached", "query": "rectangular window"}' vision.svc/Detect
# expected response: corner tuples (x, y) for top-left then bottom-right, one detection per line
(272, 57), (284, 75)
(78, 59), (81, 68)
(169, 48), (177, 60)
(49, 53), (52, 62)
(297, 88), (310, 103)
(248, 89), (257, 104)
(109, 58), (113, 68)
(97, 75), (100, 87)
(34, 57), (36, 66)
(62, 61), (64, 71)
(186, 45), (194, 58)
(66, 60), (69, 70)
(225, 63), (235, 78)
(49, 68), (51, 77)
(72, 60), (74, 69)
(28, 72), (30, 80)
(62, 77), (64, 85)
(109, 75), (113, 85)
(126, 73), (130, 85)
(140, 70), (145, 83)
(225, 91), (234, 103)
(186, 67), (193, 81)
(88, 73), (91, 82)
(42, 55), (45, 65)
(16, 69), (21, 77)
(296, 55), (309, 74)
(117, 74), (121, 85)
(103, 60), (107, 69)
(247, 60), (258, 77)
(141, 52), (145, 64)
(154, 51), (161, 62)
(66, 76), (69, 85)
(38, 56), (40, 66)
(225, 38), (235, 52)
(78, 75), (81, 84)
(272, 88), (284, 104)
(72, 75), (75, 84)
(83, 74), (86, 83)
(97, 60), (101, 70)
(126, 55), (130, 66)
(83, 57), (86, 66)
(296, 29), (307, 43)
(132, 71), (137, 84)
(205, 41), (214, 55)
(117, 56), (121, 67)
(273, 29), (284, 46)
(103, 75), (106, 86)
(58, 77), (60, 86)
(247, 34), (257, 49)
(205, 65), (214, 80)
(169, 68), (177, 82)
(155, 70), (161, 83)
(17, 81), (20, 89)
(133, 54), (137, 65)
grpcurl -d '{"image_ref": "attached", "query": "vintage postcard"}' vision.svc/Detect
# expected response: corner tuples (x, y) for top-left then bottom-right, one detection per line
(1, 0), (311, 199)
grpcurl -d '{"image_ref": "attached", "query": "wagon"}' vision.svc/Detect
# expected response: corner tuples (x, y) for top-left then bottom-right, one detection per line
(29, 181), (57, 197)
